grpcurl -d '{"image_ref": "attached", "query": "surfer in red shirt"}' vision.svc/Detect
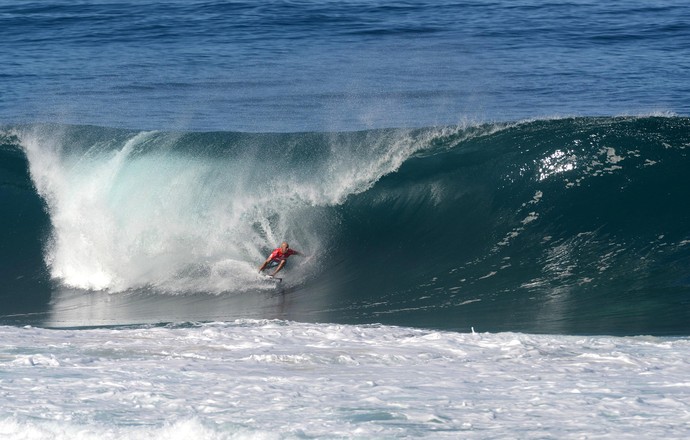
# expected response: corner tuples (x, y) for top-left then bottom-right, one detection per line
(258, 241), (302, 277)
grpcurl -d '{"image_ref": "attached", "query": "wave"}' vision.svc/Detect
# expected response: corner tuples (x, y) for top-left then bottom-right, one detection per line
(2, 117), (690, 334)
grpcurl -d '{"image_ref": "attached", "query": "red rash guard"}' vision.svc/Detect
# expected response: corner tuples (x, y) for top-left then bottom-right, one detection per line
(269, 248), (297, 262)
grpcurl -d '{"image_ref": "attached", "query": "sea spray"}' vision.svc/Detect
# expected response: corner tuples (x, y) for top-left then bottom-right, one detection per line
(14, 124), (439, 294)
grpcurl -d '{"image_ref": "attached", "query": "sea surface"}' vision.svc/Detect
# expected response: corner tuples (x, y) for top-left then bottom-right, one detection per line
(2, 1), (690, 438)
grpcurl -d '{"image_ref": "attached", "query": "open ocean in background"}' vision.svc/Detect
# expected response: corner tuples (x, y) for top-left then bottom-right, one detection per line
(2, 1), (690, 438)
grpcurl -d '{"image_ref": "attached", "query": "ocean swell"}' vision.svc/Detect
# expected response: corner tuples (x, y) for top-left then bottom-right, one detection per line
(2, 117), (690, 334)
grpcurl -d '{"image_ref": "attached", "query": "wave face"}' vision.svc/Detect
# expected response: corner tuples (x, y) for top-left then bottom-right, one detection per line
(2, 117), (690, 334)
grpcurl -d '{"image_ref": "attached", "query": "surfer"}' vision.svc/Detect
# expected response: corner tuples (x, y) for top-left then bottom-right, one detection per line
(258, 242), (302, 277)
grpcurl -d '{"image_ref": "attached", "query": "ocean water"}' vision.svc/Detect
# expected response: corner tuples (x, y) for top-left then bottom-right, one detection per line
(2, 1), (690, 438)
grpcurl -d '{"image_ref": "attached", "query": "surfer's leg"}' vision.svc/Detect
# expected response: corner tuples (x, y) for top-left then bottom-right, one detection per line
(271, 260), (286, 276)
(260, 259), (279, 273)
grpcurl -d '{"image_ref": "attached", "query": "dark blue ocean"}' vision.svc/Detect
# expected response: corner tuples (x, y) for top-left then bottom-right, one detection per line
(2, 3), (690, 437)
(3, 0), (689, 131)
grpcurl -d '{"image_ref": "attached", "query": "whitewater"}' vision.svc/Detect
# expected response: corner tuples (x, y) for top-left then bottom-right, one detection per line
(2, 321), (689, 439)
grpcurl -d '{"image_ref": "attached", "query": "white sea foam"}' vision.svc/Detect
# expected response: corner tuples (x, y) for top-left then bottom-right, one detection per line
(1, 321), (689, 439)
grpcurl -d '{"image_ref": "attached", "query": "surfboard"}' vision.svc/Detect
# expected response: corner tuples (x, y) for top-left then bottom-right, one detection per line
(261, 274), (282, 283)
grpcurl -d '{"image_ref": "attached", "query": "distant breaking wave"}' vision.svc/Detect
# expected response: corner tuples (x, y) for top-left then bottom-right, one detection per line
(2, 117), (690, 334)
